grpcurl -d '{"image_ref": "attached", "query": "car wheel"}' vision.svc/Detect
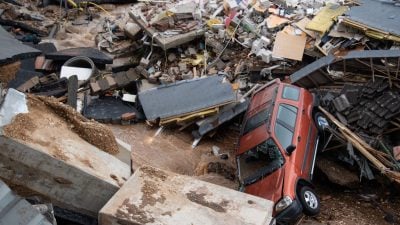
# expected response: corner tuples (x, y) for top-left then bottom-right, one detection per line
(314, 112), (328, 132)
(299, 186), (320, 216)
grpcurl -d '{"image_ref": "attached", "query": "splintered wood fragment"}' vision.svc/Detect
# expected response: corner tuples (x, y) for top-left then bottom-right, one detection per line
(319, 106), (387, 172)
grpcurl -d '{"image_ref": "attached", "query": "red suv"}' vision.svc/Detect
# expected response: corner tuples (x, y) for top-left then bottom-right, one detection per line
(236, 79), (323, 224)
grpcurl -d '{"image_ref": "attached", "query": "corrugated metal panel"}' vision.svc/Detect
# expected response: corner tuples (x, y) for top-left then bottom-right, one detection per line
(290, 50), (400, 88)
(0, 180), (52, 225)
(138, 75), (236, 121)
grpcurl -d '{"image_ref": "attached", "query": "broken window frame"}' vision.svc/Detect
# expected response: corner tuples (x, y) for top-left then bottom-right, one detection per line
(237, 139), (285, 186)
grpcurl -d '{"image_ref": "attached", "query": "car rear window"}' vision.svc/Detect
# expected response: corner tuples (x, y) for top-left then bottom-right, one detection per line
(274, 104), (298, 149)
(282, 86), (300, 101)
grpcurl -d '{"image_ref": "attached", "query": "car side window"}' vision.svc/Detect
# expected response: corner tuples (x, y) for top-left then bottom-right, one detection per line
(242, 108), (269, 135)
(275, 104), (298, 149)
(282, 86), (300, 101)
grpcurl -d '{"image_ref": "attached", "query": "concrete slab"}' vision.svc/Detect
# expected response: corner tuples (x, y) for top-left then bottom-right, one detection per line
(0, 135), (130, 217)
(0, 26), (41, 65)
(0, 179), (53, 225)
(99, 166), (274, 225)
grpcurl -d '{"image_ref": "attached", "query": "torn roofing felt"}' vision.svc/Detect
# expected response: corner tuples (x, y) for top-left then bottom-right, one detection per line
(45, 47), (113, 64)
(138, 75), (236, 121)
(0, 26), (41, 65)
(343, 0), (400, 39)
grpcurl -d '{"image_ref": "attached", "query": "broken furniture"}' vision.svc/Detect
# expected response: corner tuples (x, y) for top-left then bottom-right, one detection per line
(99, 166), (274, 225)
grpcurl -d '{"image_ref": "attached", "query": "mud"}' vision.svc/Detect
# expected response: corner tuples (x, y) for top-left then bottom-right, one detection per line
(116, 199), (155, 224)
(3, 113), (37, 142)
(0, 61), (21, 86)
(186, 191), (229, 213)
(110, 123), (239, 189)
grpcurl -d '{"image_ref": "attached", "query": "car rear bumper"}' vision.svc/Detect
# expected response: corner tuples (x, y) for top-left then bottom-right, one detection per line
(275, 199), (303, 224)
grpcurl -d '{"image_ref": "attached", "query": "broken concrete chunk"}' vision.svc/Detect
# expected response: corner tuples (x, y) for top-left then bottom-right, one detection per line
(124, 22), (142, 39)
(0, 88), (28, 127)
(0, 180), (53, 225)
(99, 166), (274, 225)
(0, 26), (41, 65)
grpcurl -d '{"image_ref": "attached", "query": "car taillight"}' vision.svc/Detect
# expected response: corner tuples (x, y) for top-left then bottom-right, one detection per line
(275, 196), (293, 212)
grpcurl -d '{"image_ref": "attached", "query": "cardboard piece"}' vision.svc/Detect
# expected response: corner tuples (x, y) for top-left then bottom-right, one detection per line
(293, 17), (317, 38)
(266, 15), (289, 29)
(272, 31), (307, 61)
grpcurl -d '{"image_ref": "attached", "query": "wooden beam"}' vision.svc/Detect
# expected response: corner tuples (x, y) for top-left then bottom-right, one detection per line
(319, 107), (387, 172)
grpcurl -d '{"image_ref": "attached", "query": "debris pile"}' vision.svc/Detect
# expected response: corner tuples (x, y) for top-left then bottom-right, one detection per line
(0, 0), (400, 224)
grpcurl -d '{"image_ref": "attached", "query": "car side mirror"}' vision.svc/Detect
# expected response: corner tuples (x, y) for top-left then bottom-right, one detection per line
(286, 145), (296, 155)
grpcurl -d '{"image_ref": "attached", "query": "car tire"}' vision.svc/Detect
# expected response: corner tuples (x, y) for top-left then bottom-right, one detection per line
(299, 186), (320, 216)
(314, 112), (328, 132)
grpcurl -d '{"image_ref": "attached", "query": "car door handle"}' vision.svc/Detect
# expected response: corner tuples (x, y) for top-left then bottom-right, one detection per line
(298, 136), (301, 142)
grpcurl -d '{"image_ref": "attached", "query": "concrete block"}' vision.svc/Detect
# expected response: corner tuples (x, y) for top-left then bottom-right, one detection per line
(0, 135), (131, 217)
(90, 82), (101, 95)
(105, 76), (117, 89)
(99, 166), (274, 225)
(124, 22), (142, 40)
(0, 180), (53, 225)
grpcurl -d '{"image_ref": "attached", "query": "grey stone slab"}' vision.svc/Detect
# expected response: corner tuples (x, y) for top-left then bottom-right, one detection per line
(0, 26), (41, 65)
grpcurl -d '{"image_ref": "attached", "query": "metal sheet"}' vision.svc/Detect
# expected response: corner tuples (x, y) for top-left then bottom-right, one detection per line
(290, 50), (400, 88)
(138, 76), (236, 121)
(194, 100), (249, 137)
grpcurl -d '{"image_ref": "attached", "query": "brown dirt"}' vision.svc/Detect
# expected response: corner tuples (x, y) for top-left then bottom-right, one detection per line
(116, 199), (155, 224)
(5, 95), (119, 155)
(140, 166), (168, 182)
(3, 113), (36, 142)
(186, 191), (229, 213)
(37, 95), (119, 155)
(0, 61), (21, 86)
(110, 123), (239, 188)
(301, 177), (400, 225)
(140, 180), (166, 207)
